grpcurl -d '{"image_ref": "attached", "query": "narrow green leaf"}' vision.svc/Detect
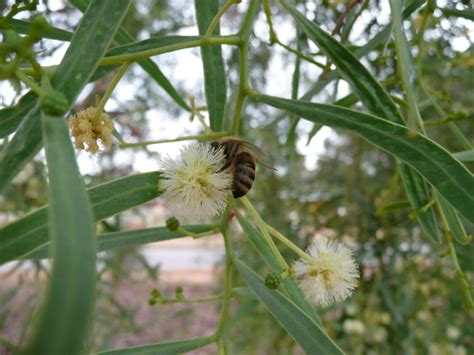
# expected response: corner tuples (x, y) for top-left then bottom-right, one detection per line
(437, 193), (471, 245)
(234, 258), (344, 355)
(0, 91), (37, 138)
(376, 200), (412, 215)
(0, 0), (132, 192)
(453, 149), (474, 162)
(27, 112), (96, 354)
(252, 93), (474, 223)
(237, 216), (322, 324)
(440, 7), (474, 21)
(195, 0), (227, 131)
(98, 336), (216, 354)
(3, 18), (73, 41)
(283, 0), (439, 241)
(70, 0), (191, 111)
(0, 172), (160, 264)
(27, 225), (214, 260)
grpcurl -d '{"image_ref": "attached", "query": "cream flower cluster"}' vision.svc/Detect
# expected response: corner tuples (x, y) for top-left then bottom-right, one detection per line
(160, 143), (233, 221)
(69, 107), (113, 154)
(293, 237), (359, 307)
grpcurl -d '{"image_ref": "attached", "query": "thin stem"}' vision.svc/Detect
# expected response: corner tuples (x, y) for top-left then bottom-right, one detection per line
(119, 131), (228, 149)
(276, 40), (325, 69)
(267, 226), (313, 263)
(239, 197), (289, 268)
(176, 226), (218, 239)
(158, 293), (224, 304)
(230, 0), (260, 135)
(100, 36), (241, 66)
(436, 203), (473, 309)
(213, 201), (234, 355)
(15, 70), (47, 96)
(93, 62), (131, 123)
(203, 0), (240, 40)
(263, 0), (277, 43)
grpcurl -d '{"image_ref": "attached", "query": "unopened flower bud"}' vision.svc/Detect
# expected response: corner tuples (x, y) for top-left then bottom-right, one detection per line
(166, 217), (180, 231)
(264, 272), (281, 289)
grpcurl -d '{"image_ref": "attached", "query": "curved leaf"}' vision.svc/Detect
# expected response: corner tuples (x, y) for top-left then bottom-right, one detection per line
(27, 224), (214, 259)
(282, 0), (439, 241)
(26, 112), (97, 354)
(195, 0), (227, 131)
(98, 336), (216, 354)
(0, 172), (161, 264)
(3, 18), (73, 41)
(234, 258), (344, 354)
(252, 93), (474, 223)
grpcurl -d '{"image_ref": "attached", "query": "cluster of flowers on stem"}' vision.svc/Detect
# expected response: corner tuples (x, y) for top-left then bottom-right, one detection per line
(69, 107), (113, 154)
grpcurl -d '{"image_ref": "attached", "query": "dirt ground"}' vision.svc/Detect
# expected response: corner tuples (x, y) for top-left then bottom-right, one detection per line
(0, 268), (223, 354)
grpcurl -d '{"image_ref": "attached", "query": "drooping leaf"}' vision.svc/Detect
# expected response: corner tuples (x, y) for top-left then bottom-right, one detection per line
(98, 336), (216, 354)
(282, 0), (439, 241)
(27, 224), (214, 259)
(195, 0), (227, 131)
(252, 93), (474, 223)
(26, 112), (97, 354)
(234, 258), (344, 354)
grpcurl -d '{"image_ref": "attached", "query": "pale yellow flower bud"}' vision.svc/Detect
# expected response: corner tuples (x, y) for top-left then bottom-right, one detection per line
(68, 107), (114, 154)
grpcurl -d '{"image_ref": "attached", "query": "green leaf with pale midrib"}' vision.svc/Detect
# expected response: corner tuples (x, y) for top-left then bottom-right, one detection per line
(27, 112), (97, 353)
(26, 224), (214, 259)
(98, 335), (216, 354)
(253, 93), (474, 223)
(195, 0), (227, 131)
(282, 0), (439, 241)
(235, 258), (344, 354)
(0, 172), (161, 264)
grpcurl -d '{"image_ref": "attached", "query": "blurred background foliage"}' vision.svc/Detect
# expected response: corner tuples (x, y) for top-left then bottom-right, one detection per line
(0, 0), (473, 354)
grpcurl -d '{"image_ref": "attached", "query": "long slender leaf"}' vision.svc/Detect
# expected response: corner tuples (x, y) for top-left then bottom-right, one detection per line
(437, 193), (471, 244)
(27, 112), (97, 354)
(237, 216), (322, 325)
(234, 258), (344, 354)
(0, 91), (37, 138)
(98, 336), (216, 354)
(283, 0), (439, 241)
(195, 0), (227, 131)
(3, 18), (73, 41)
(252, 93), (474, 223)
(0, 0), (132, 191)
(0, 172), (160, 264)
(27, 224), (214, 259)
(105, 36), (201, 57)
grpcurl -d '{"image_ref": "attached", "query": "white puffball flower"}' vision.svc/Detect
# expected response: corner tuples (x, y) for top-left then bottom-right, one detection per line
(293, 237), (359, 307)
(160, 142), (233, 221)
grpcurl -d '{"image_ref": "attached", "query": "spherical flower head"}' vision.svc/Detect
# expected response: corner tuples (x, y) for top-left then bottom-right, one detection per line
(69, 107), (113, 154)
(160, 142), (233, 221)
(293, 236), (359, 307)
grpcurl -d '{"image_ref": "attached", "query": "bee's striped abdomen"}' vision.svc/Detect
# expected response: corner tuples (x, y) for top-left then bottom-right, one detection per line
(233, 152), (256, 198)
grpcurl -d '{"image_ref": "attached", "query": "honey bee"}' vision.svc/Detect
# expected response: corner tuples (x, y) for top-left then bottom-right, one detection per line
(211, 137), (273, 198)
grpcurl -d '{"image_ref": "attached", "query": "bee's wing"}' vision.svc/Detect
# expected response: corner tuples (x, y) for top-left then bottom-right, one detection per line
(241, 142), (277, 171)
